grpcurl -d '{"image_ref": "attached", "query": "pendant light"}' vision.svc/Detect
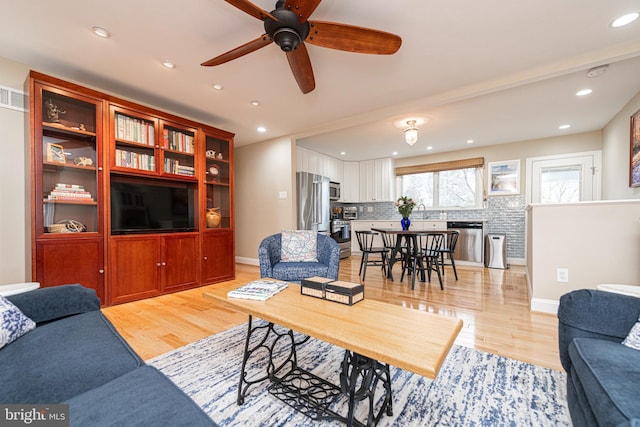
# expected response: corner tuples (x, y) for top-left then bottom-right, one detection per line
(404, 120), (418, 146)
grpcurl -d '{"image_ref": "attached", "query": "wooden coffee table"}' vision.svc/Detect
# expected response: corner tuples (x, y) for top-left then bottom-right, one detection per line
(204, 281), (462, 426)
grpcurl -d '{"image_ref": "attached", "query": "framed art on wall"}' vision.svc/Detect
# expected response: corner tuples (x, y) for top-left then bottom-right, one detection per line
(488, 159), (520, 195)
(630, 108), (640, 187)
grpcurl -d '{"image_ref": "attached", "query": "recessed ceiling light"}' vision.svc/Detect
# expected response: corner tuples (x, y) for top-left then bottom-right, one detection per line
(559, 124), (571, 130)
(611, 12), (639, 28)
(257, 126), (266, 133)
(576, 89), (592, 96)
(91, 26), (111, 38)
(426, 146), (433, 150)
(467, 139), (474, 144)
(250, 100), (261, 106)
(340, 152), (347, 156)
(161, 60), (176, 69)
(391, 151), (398, 156)
(212, 83), (224, 90)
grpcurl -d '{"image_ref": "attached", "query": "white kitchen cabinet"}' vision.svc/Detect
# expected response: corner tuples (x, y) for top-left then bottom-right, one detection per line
(419, 220), (448, 231)
(358, 158), (394, 202)
(351, 220), (397, 254)
(297, 146), (343, 183)
(342, 161), (360, 202)
(327, 156), (343, 183)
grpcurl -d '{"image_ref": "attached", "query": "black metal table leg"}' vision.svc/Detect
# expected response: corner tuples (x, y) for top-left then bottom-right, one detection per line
(340, 351), (393, 426)
(237, 317), (393, 426)
(236, 315), (298, 405)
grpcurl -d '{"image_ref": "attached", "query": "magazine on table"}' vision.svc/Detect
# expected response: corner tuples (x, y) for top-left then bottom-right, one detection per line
(227, 279), (289, 301)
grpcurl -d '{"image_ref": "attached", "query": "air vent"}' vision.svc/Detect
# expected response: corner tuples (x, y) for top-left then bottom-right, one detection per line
(0, 85), (27, 112)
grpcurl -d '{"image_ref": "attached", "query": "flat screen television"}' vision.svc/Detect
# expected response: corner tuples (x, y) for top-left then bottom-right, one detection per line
(111, 180), (196, 234)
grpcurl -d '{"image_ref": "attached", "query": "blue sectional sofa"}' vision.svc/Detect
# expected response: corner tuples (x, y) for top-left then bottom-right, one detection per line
(557, 289), (640, 426)
(1, 284), (215, 427)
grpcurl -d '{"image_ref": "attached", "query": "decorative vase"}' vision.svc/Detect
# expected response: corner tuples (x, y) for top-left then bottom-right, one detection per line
(401, 217), (411, 230)
(206, 207), (221, 228)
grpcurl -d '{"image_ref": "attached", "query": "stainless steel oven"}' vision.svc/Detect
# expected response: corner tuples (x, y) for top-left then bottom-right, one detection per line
(330, 219), (351, 258)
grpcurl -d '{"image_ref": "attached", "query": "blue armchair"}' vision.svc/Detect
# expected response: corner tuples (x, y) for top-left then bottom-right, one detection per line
(558, 289), (640, 426)
(259, 233), (340, 283)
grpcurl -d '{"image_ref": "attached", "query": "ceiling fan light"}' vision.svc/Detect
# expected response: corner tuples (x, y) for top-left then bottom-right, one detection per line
(272, 28), (301, 52)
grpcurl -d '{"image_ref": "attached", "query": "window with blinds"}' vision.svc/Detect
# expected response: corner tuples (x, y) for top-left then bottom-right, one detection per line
(396, 157), (484, 209)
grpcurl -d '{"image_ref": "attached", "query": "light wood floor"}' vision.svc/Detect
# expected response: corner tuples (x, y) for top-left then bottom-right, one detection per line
(103, 257), (562, 371)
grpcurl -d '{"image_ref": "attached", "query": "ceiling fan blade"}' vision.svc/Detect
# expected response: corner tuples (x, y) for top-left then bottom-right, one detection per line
(286, 43), (315, 94)
(284, 0), (323, 23)
(224, 0), (278, 21)
(201, 35), (272, 66)
(306, 21), (401, 54)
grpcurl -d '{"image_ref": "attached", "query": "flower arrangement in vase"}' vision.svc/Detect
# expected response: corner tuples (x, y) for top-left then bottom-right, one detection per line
(395, 196), (416, 230)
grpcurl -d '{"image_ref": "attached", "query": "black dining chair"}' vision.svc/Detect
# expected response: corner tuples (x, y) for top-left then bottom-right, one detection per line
(401, 233), (444, 290)
(380, 230), (405, 275)
(355, 230), (388, 281)
(438, 230), (459, 280)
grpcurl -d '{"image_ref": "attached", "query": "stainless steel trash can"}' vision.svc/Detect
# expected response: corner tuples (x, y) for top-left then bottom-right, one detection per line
(485, 234), (507, 269)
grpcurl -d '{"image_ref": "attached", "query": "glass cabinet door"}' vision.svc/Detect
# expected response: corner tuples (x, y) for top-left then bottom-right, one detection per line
(204, 135), (231, 229)
(38, 87), (102, 235)
(111, 107), (157, 175)
(160, 121), (197, 179)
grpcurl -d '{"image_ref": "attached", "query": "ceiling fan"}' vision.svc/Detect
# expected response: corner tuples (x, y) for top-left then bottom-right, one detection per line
(201, 0), (402, 94)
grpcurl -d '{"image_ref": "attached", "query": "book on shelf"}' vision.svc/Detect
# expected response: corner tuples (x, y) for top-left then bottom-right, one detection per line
(115, 149), (155, 171)
(115, 113), (154, 146)
(163, 158), (195, 176)
(163, 129), (194, 153)
(227, 279), (288, 301)
(46, 183), (94, 202)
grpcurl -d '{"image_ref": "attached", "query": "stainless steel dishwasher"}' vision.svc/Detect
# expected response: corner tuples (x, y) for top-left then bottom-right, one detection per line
(446, 221), (484, 265)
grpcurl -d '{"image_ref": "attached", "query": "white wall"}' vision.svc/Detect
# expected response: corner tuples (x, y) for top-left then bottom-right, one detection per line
(528, 200), (640, 313)
(602, 91), (640, 200)
(235, 137), (297, 263)
(0, 57), (30, 284)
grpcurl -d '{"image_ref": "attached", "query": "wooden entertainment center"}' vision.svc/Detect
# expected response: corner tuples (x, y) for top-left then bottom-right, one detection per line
(27, 71), (235, 305)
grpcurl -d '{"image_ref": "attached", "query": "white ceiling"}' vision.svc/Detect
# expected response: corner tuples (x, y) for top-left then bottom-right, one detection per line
(1, 1), (639, 161)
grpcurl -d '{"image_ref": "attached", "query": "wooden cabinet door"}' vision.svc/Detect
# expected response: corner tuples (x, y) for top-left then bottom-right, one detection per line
(36, 238), (105, 303)
(201, 231), (234, 284)
(161, 234), (199, 291)
(110, 236), (161, 304)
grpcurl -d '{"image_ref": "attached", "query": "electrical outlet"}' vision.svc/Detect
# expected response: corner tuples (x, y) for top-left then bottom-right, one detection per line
(367, 207), (373, 212)
(557, 268), (569, 283)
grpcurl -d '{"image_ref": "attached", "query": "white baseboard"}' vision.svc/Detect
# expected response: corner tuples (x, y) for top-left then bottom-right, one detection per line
(236, 257), (259, 266)
(530, 298), (559, 314)
(507, 258), (526, 266)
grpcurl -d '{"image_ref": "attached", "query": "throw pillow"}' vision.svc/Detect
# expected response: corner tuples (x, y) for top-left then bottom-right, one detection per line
(622, 316), (640, 351)
(280, 230), (318, 262)
(0, 295), (36, 349)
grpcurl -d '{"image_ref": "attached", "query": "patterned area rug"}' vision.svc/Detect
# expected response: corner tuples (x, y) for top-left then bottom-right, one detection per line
(150, 322), (571, 426)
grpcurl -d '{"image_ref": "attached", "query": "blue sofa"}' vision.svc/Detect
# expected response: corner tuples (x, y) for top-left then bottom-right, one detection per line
(1, 285), (215, 427)
(259, 232), (340, 283)
(558, 289), (640, 426)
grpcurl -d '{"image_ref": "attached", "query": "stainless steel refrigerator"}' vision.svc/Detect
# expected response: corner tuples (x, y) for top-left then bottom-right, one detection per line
(296, 172), (330, 233)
